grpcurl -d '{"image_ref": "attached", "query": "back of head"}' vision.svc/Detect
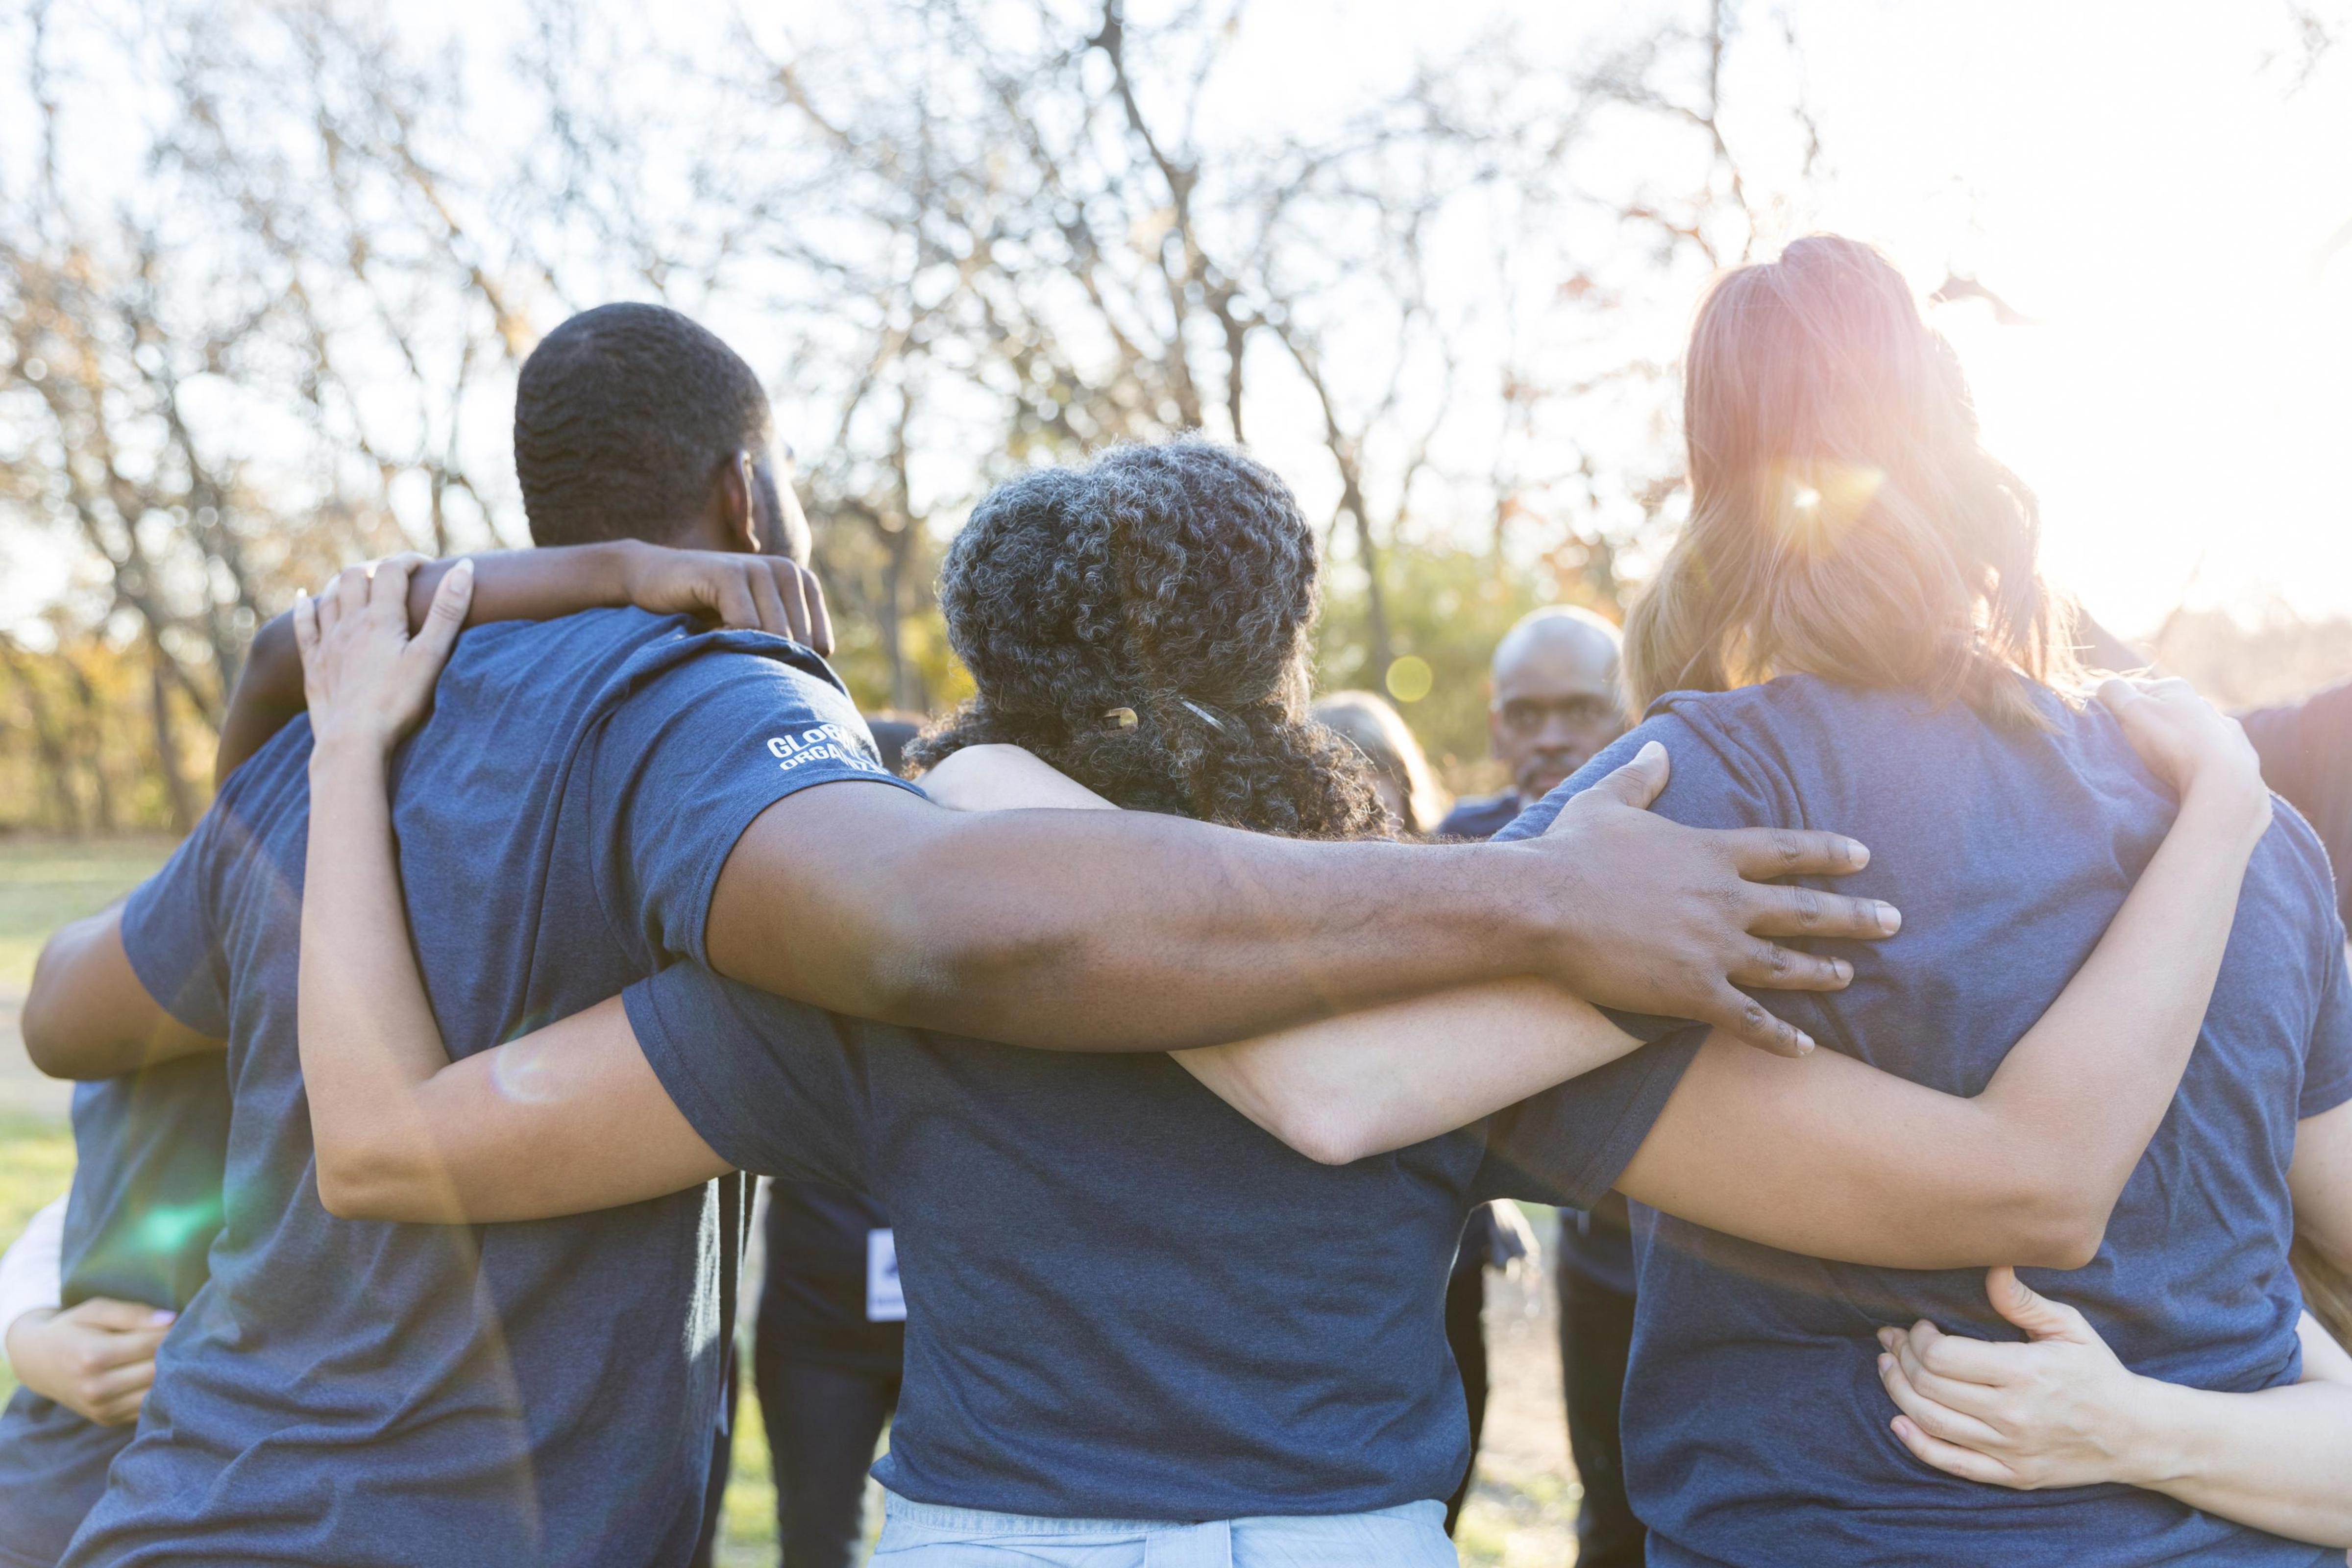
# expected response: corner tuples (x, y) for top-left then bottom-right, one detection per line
(1627, 235), (2072, 729)
(1312, 690), (1448, 835)
(908, 440), (1386, 838)
(514, 303), (774, 548)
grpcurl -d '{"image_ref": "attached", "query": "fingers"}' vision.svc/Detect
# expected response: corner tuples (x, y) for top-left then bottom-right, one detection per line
(1703, 986), (1814, 1057)
(293, 591), (321, 669)
(764, 561), (811, 645)
(1589, 741), (1670, 808)
(802, 565), (835, 656)
(69, 1298), (175, 1334)
(1726, 940), (1853, 992)
(747, 560), (792, 636)
(366, 556), (419, 627)
(710, 572), (758, 630)
(1719, 827), (1873, 881)
(1745, 884), (1901, 942)
(1886, 1316), (2020, 1391)
(1875, 1343), (2007, 1449)
(1986, 1266), (2096, 1344)
(1886, 1411), (2021, 1488)
(331, 563), (371, 621)
(407, 560), (474, 671)
(85, 1357), (156, 1425)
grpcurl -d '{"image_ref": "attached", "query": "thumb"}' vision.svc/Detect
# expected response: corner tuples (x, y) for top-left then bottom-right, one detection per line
(410, 560), (474, 666)
(1590, 740), (1669, 809)
(1987, 1266), (2092, 1343)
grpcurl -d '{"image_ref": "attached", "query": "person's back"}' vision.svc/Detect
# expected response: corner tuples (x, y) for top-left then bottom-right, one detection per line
(67, 611), (896, 1568)
(0, 1060), (227, 1567)
(1581, 675), (2348, 1565)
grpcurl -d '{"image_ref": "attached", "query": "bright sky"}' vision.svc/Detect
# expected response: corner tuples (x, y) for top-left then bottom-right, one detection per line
(9, 0), (2347, 641)
(1238, 0), (2352, 634)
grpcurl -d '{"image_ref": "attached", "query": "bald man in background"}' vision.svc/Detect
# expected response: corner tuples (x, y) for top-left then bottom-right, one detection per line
(1436, 607), (1630, 840)
(1435, 605), (1644, 1568)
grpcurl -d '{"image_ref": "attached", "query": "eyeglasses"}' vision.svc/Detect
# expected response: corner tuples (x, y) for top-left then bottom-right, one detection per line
(1495, 694), (1624, 735)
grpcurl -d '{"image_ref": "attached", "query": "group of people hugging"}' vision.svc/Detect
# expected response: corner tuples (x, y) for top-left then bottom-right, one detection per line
(2, 234), (2349, 1567)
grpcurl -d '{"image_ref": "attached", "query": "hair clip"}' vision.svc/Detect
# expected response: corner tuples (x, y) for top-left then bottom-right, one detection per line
(1178, 699), (1226, 732)
(1102, 707), (1138, 731)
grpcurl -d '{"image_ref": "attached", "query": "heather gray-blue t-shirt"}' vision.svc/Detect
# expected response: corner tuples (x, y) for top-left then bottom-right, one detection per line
(0, 1060), (227, 1568)
(622, 956), (1700, 1521)
(74, 610), (918, 1568)
(1499, 674), (2352, 1568)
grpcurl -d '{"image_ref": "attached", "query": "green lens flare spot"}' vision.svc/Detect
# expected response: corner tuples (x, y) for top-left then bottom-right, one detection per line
(1384, 655), (1434, 704)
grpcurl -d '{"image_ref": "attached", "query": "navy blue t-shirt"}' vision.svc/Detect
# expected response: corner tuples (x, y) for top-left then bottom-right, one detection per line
(1432, 791), (1520, 842)
(623, 965), (1700, 1520)
(70, 610), (920, 1568)
(1501, 675), (2352, 1568)
(0, 1060), (228, 1568)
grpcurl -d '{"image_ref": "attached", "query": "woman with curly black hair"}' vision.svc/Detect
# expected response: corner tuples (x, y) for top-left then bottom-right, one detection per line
(906, 438), (1388, 840)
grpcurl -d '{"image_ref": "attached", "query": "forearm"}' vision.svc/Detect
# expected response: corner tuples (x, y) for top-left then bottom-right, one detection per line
(2123, 1375), (2352, 1546)
(22, 906), (220, 1078)
(1175, 979), (1640, 1163)
(1969, 775), (2271, 1238)
(710, 793), (1550, 1052)
(299, 740), (474, 1216)
(217, 543), (646, 784)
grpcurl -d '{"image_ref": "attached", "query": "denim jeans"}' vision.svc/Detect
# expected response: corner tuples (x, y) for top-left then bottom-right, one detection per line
(872, 1492), (1457, 1567)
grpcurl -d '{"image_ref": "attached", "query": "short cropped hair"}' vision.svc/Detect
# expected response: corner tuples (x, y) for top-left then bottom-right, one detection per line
(513, 303), (773, 546)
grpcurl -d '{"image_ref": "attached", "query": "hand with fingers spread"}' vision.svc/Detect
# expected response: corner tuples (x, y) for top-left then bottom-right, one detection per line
(1533, 741), (1898, 1056)
(295, 557), (475, 763)
(4, 1298), (177, 1426)
(616, 542), (834, 654)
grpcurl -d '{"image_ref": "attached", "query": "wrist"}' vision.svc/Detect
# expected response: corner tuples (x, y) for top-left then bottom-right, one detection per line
(2, 1307), (53, 1374)
(598, 539), (654, 606)
(2178, 768), (2273, 850)
(2109, 1372), (2196, 1488)
(308, 732), (397, 781)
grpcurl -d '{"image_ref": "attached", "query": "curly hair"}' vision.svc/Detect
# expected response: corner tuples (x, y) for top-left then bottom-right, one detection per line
(907, 440), (1388, 839)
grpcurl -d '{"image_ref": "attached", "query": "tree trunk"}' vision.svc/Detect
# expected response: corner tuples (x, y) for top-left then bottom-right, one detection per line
(147, 637), (198, 832)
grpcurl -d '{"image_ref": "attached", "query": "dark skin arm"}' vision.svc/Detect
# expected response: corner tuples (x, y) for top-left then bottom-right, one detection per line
(706, 752), (1898, 1054)
(214, 540), (832, 786)
(20, 903), (220, 1078)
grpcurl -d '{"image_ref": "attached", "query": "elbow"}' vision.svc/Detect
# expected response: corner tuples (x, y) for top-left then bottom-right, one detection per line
(1995, 1171), (2112, 1271)
(311, 1138), (441, 1224)
(1259, 1097), (1382, 1167)
(21, 957), (94, 1080)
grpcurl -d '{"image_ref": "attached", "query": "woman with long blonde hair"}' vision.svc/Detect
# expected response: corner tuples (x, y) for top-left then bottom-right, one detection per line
(1551, 234), (2352, 1564)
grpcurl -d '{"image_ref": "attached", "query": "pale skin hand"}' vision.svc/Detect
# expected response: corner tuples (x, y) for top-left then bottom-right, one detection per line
(1876, 1097), (2352, 1551)
(4, 1299), (176, 1425)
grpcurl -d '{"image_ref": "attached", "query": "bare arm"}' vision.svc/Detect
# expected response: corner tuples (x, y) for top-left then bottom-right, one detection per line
(215, 541), (832, 785)
(21, 903), (222, 1079)
(1875, 1260), (2352, 1549)
(1162, 681), (2272, 1270)
(922, 745), (1647, 1155)
(290, 560), (733, 1222)
(709, 741), (1894, 1058)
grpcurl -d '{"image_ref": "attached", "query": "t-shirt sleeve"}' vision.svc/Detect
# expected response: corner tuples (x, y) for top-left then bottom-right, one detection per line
(2301, 924), (2352, 1121)
(1471, 1029), (1707, 1207)
(624, 960), (873, 1187)
(586, 640), (928, 968)
(120, 815), (232, 1038)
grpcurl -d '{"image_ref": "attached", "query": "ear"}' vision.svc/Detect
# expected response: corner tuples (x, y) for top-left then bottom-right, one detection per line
(714, 452), (760, 555)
